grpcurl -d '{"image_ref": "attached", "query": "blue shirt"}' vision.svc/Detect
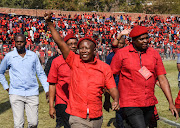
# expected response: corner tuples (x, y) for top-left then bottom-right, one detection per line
(0, 48), (49, 96)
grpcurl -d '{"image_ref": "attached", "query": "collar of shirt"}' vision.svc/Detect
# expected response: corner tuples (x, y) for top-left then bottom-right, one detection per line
(12, 48), (33, 58)
(80, 57), (97, 64)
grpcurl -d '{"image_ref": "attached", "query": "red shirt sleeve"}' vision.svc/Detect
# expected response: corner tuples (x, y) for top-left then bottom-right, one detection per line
(155, 51), (166, 76)
(47, 59), (58, 83)
(110, 50), (122, 75)
(65, 50), (76, 69)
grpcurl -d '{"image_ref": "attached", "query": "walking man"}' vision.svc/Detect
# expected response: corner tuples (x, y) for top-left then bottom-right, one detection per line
(45, 12), (119, 128)
(0, 34), (49, 128)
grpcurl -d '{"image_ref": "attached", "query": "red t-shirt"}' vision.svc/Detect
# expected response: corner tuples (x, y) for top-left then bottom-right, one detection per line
(47, 55), (70, 105)
(111, 44), (166, 107)
(65, 51), (116, 119)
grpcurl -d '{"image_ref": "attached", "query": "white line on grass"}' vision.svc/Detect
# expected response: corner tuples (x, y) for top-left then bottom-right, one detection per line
(159, 116), (180, 127)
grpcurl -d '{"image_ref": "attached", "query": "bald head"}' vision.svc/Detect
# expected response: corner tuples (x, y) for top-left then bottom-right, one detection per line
(15, 34), (26, 42)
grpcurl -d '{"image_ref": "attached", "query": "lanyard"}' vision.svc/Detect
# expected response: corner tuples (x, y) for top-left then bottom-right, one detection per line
(138, 52), (142, 68)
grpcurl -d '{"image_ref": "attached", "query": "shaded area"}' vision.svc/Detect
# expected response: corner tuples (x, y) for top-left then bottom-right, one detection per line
(0, 86), (44, 114)
(0, 100), (11, 114)
(107, 117), (116, 127)
(107, 117), (129, 128)
(39, 86), (44, 93)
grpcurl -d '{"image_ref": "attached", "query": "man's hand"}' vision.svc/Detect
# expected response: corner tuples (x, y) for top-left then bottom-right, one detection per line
(6, 88), (9, 92)
(46, 92), (49, 103)
(44, 12), (53, 22)
(103, 100), (112, 112)
(112, 101), (120, 111)
(49, 107), (56, 119)
(120, 29), (131, 36)
(169, 103), (179, 120)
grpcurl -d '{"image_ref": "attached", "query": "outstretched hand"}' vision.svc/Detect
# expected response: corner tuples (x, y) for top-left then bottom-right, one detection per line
(44, 12), (53, 22)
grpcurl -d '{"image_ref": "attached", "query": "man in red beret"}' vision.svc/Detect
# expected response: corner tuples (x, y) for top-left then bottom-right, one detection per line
(47, 33), (77, 128)
(44, 12), (119, 128)
(110, 25), (178, 128)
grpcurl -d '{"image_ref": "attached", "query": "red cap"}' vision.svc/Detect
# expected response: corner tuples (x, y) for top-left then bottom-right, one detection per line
(129, 25), (148, 38)
(77, 37), (97, 48)
(63, 33), (77, 42)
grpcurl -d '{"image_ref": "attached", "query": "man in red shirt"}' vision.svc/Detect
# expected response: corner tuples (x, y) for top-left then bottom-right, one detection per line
(45, 12), (119, 128)
(104, 29), (131, 128)
(111, 25), (178, 128)
(48, 34), (78, 128)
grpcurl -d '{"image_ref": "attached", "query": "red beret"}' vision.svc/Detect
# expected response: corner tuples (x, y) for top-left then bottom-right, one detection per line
(129, 25), (148, 38)
(64, 33), (77, 42)
(77, 37), (97, 48)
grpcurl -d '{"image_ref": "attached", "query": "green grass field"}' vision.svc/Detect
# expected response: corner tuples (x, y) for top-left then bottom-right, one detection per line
(0, 60), (180, 128)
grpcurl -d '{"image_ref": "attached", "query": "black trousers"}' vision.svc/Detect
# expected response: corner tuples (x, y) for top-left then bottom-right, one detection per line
(55, 104), (70, 128)
(122, 106), (155, 128)
(116, 109), (124, 128)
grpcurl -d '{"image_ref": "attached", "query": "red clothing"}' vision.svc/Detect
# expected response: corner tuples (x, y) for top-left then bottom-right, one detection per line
(65, 51), (116, 119)
(175, 90), (180, 108)
(47, 50), (52, 57)
(47, 55), (70, 105)
(111, 44), (166, 107)
(39, 51), (45, 57)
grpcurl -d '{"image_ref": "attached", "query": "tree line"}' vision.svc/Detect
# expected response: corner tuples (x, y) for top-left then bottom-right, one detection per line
(0, 0), (180, 14)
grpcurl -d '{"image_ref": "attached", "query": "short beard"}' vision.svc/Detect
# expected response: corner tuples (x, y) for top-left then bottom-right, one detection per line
(17, 47), (26, 54)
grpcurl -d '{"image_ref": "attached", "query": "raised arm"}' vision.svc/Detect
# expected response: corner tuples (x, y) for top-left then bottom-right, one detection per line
(44, 12), (70, 59)
(112, 29), (131, 46)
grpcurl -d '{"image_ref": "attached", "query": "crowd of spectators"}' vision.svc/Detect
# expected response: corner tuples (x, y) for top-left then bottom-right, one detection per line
(0, 12), (180, 64)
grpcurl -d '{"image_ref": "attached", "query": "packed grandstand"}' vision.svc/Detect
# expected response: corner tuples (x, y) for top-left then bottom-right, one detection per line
(0, 12), (180, 64)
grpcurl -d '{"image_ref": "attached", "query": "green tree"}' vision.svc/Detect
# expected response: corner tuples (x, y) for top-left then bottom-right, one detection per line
(0, 0), (180, 14)
(144, 0), (180, 14)
(45, 0), (79, 11)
